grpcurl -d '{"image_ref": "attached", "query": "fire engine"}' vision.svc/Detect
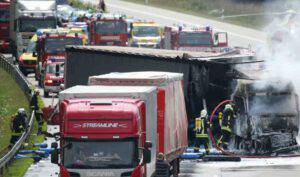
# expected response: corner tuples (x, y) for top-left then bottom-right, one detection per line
(0, 0), (10, 52)
(35, 30), (84, 97)
(89, 13), (128, 46)
(162, 25), (229, 52)
(129, 21), (162, 48)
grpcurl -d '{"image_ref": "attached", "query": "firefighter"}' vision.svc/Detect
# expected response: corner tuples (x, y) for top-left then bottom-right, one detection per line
(218, 104), (235, 150)
(211, 111), (222, 141)
(155, 153), (170, 177)
(10, 108), (27, 147)
(30, 89), (43, 134)
(99, 0), (106, 12)
(194, 109), (210, 154)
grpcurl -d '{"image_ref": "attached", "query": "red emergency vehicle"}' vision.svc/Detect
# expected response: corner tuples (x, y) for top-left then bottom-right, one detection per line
(163, 25), (229, 52)
(89, 14), (128, 46)
(36, 31), (84, 97)
(50, 72), (188, 177)
(0, 0), (10, 52)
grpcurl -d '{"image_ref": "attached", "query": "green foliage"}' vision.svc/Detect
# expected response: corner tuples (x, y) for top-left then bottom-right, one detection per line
(0, 68), (47, 177)
(0, 68), (29, 152)
(124, 0), (273, 29)
(68, 0), (98, 12)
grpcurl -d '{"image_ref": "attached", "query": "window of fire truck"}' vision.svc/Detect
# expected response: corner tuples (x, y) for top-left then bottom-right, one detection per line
(45, 38), (83, 53)
(46, 63), (64, 74)
(26, 41), (36, 53)
(0, 9), (9, 22)
(63, 138), (138, 169)
(19, 18), (56, 32)
(178, 32), (212, 46)
(132, 26), (159, 37)
(95, 21), (127, 35)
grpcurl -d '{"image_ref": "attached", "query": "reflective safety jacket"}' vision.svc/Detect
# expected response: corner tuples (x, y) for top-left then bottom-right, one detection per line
(221, 108), (234, 132)
(11, 114), (27, 135)
(195, 116), (209, 138)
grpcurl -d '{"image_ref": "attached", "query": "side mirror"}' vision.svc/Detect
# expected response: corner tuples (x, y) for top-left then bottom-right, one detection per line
(32, 52), (37, 57)
(142, 141), (152, 165)
(214, 34), (219, 45)
(55, 64), (60, 77)
(51, 142), (59, 164)
(142, 148), (151, 165)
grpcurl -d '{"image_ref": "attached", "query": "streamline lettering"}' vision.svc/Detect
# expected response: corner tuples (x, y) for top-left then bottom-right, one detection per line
(83, 122), (119, 128)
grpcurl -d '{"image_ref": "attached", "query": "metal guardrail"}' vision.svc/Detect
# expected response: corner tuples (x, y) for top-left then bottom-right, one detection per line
(0, 54), (35, 174)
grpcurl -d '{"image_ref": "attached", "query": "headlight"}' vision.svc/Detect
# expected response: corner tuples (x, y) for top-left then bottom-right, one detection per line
(45, 80), (53, 84)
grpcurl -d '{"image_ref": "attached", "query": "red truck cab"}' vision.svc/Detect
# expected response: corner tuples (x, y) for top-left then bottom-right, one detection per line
(89, 14), (128, 46)
(0, 1), (10, 52)
(36, 31), (84, 96)
(163, 26), (228, 52)
(42, 61), (64, 97)
(52, 86), (158, 177)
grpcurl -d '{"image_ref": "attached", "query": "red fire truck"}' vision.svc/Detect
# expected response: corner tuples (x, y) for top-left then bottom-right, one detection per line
(89, 14), (128, 46)
(0, 0), (10, 52)
(162, 25), (229, 52)
(50, 72), (188, 177)
(36, 30), (84, 97)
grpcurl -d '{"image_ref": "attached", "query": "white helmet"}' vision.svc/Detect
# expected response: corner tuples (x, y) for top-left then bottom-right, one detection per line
(200, 109), (207, 118)
(18, 108), (26, 115)
(225, 104), (233, 110)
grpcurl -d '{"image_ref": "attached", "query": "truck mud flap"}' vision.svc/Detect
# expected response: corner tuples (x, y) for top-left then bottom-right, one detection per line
(203, 155), (241, 162)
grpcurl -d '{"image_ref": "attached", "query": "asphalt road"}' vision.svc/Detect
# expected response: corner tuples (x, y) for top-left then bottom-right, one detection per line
(86, 0), (267, 48)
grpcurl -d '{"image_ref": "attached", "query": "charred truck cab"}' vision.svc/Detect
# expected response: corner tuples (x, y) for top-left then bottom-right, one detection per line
(0, 1), (10, 52)
(9, 0), (57, 59)
(162, 25), (228, 52)
(89, 13), (128, 46)
(232, 80), (299, 155)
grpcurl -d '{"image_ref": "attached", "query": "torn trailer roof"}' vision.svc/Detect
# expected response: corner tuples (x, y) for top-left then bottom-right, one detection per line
(64, 46), (254, 120)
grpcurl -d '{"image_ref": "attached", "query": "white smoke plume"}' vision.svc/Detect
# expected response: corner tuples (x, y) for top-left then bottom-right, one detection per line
(252, 0), (300, 140)
(256, 1), (300, 93)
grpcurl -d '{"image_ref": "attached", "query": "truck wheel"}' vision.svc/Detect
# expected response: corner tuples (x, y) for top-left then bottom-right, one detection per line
(44, 91), (49, 98)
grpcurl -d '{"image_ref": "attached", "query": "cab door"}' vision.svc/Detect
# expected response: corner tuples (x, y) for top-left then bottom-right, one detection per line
(214, 32), (228, 47)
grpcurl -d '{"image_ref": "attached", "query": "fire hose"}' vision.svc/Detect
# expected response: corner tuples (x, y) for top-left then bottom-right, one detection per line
(208, 100), (300, 159)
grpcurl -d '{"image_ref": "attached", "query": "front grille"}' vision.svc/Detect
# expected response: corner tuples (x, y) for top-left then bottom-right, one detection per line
(69, 172), (80, 177)
(23, 60), (36, 65)
(53, 80), (62, 86)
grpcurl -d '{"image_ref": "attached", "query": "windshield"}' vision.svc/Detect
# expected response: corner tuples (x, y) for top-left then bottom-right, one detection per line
(179, 32), (212, 46)
(95, 21), (127, 35)
(26, 41), (36, 53)
(63, 139), (137, 169)
(132, 26), (160, 37)
(46, 64), (64, 74)
(45, 38), (83, 53)
(19, 19), (56, 32)
(0, 9), (9, 22)
(249, 94), (297, 115)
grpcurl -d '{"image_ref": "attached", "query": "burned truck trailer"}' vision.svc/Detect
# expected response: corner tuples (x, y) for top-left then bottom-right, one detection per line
(233, 80), (299, 154)
(65, 46), (252, 120)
